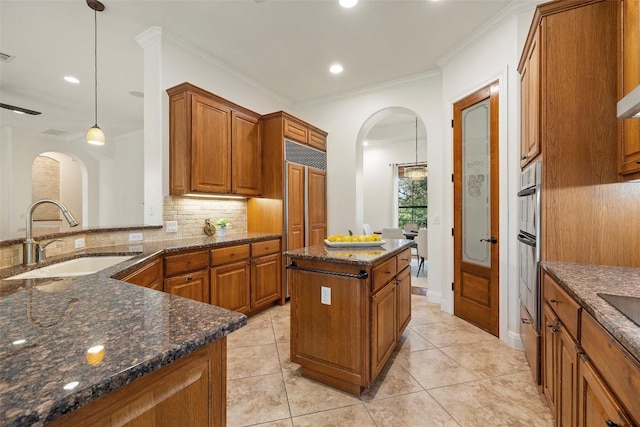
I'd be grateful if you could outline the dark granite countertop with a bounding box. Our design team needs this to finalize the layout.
[542,262,640,362]
[284,238,414,266]
[0,232,281,426]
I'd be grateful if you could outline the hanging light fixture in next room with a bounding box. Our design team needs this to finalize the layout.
[404,117,427,181]
[86,0,106,146]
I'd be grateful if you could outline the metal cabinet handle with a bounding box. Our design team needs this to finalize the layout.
[522,155,528,160]
[606,420,621,427]
[186,276,193,281]
[550,298,559,303]
[521,318,530,324]
[546,323,559,333]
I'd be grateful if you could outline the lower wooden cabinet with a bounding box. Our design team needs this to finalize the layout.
[577,355,633,427]
[396,266,411,337]
[120,257,163,291]
[211,260,251,313]
[371,280,397,380]
[48,338,227,427]
[251,252,281,310]
[164,269,209,303]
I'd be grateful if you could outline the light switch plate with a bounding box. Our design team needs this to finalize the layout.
[165,221,178,233]
[128,232,143,242]
[321,286,331,305]
[74,238,85,249]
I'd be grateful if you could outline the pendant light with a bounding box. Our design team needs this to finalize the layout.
[86,0,105,146]
[404,117,427,181]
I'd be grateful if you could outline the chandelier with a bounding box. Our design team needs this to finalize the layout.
[405,117,427,181]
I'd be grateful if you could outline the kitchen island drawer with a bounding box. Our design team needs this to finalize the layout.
[543,273,580,339]
[372,257,397,294]
[396,249,412,272]
[210,244,250,266]
[164,250,209,276]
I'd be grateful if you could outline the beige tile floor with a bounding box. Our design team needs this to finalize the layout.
[227,277,553,426]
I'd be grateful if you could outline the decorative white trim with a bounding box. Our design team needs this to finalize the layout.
[507,329,524,350]
[134,27,162,49]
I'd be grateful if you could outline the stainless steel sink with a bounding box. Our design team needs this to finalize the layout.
[598,293,640,327]
[6,256,133,279]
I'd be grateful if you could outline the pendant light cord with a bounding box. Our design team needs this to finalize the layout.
[94,8,98,126]
[414,117,418,165]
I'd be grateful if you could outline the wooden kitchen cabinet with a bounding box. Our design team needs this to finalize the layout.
[519,28,540,168]
[307,167,327,247]
[210,240,283,314]
[167,82,261,196]
[48,338,227,427]
[210,244,251,313]
[281,114,327,151]
[289,245,413,395]
[577,355,633,427]
[619,0,640,180]
[164,250,210,303]
[120,257,163,291]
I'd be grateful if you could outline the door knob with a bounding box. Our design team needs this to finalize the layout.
[480,237,498,244]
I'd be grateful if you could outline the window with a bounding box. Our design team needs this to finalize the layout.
[398,164,427,229]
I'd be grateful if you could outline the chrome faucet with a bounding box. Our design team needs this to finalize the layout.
[23,199,79,266]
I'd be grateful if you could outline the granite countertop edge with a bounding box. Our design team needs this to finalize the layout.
[541,261,640,362]
[283,239,414,266]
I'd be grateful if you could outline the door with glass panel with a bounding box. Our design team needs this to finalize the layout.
[453,82,500,336]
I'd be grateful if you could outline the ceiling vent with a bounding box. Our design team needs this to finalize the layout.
[0,52,15,63]
[41,129,67,136]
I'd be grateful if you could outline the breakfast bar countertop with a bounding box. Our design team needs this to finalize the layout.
[284,238,414,266]
[0,232,282,426]
[541,261,640,363]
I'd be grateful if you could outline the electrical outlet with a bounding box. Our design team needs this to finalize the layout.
[128,233,143,242]
[321,286,331,305]
[129,245,143,252]
[165,221,178,233]
[74,238,85,249]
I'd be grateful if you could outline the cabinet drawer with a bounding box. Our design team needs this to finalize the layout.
[543,273,580,339]
[210,244,250,266]
[164,250,209,277]
[581,311,640,425]
[251,239,280,257]
[372,257,397,294]
[122,258,163,291]
[284,118,308,144]
[396,249,412,273]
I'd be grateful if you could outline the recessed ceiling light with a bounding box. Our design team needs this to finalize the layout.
[329,64,344,74]
[363,141,369,146]
[64,76,80,84]
[339,0,358,8]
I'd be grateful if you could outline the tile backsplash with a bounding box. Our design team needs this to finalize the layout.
[0,195,248,269]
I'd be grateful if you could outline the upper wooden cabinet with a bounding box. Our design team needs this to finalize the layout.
[167,83,261,196]
[519,29,540,168]
[266,111,327,152]
[619,0,640,180]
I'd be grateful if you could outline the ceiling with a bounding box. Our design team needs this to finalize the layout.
[0,0,520,143]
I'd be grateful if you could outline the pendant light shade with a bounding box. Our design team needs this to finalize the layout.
[87,0,105,146]
[405,117,427,181]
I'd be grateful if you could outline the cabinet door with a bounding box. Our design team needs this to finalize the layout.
[251,253,282,310]
[191,94,231,193]
[542,304,558,416]
[396,266,411,338]
[620,0,640,179]
[287,162,305,250]
[283,118,308,144]
[578,356,633,427]
[307,167,327,247]
[164,269,209,303]
[521,28,540,168]
[232,111,261,196]
[211,261,250,313]
[308,129,327,151]
[371,281,396,380]
[121,258,163,291]
[557,324,578,427]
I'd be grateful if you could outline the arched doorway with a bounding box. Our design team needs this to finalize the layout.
[356,107,428,234]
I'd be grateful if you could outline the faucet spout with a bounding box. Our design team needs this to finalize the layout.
[23,199,79,266]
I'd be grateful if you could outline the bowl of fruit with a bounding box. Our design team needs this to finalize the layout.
[324,232,386,247]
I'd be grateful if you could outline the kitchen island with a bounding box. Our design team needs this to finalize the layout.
[285,239,413,395]
[0,232,284,426]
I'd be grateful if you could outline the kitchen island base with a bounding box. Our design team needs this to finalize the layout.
[287,241,412,395]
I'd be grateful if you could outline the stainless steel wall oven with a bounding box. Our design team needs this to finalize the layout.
[518,160,541,329]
